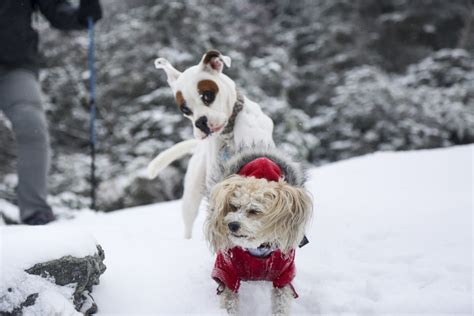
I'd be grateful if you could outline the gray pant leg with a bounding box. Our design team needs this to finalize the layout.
[0,69,52,220]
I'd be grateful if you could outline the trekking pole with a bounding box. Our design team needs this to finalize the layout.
[87,17,97,211]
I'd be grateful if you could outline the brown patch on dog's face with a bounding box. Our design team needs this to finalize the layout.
[175,90,193,116]
[197,80,219,106]
[197,80,219,95]
[175,91,185,107]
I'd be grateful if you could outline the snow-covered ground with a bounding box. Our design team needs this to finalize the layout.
[1,145,472,315]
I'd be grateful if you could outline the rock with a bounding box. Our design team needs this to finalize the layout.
[0,246,106,315]
[8,293,38,316]
[25,245,106,315]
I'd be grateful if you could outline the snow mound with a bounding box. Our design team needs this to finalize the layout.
[0,226,102,314]
[1,226,99,271]
[0,273,80,316]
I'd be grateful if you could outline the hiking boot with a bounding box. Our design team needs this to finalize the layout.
[22,210,55,225]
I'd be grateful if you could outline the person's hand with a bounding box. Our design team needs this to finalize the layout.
[78,0,103,25]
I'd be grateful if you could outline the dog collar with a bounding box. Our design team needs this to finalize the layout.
[221,89,244,135]
[247,243,275,257]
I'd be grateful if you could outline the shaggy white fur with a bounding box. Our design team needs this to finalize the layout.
[204,149,313,315]
[206,175,312,253]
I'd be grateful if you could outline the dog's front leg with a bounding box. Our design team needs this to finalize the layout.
[220,287,239,315]
[182,150,206,239]
[271,286,293,316]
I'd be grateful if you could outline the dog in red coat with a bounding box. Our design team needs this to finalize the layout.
[205,148,313,315]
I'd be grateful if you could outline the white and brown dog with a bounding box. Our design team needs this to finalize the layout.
[205,147,313,315]
[148,50,274,238]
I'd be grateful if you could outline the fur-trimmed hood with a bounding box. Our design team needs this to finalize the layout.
[208,145,307,190]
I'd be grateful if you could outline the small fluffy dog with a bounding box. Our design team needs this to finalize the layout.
[148,50,274,238]
[205,148,313,315]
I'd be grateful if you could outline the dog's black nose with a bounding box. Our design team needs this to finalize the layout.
[195,116,211,135]
[228,221,240,232]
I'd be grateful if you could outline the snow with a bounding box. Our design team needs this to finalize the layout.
[1,273,79,316]
[1,226,99,271]
[0,221,100,314]
[304,145,472,315]
[0,145,472,315]
[21,287,80,316]
[0,199,19,223]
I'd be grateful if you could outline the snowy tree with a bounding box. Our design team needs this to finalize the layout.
[0,0,472,210]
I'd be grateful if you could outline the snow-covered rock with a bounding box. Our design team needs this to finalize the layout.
[0,227,106,315]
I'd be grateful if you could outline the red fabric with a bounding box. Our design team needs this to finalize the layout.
[212,247,298,297]
[238,157,282,182]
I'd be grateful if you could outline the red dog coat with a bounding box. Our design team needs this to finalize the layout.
[212,247,298,298]
[211,157,302,298]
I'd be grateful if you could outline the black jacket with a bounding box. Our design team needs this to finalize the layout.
[0,0,102,72]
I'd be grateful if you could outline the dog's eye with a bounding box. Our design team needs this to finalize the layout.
[247,209,261,216]
[201,91,215,105]
[180,104,193,116]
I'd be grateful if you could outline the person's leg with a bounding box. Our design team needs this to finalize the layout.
[0,69,54,224]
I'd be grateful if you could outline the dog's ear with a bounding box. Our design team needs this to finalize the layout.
[200,50,231,73]
[154,57,182,87]
[205,175,242,253]
[263,182,313,253]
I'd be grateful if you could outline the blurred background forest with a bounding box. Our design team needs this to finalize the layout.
[0,0,473,211]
